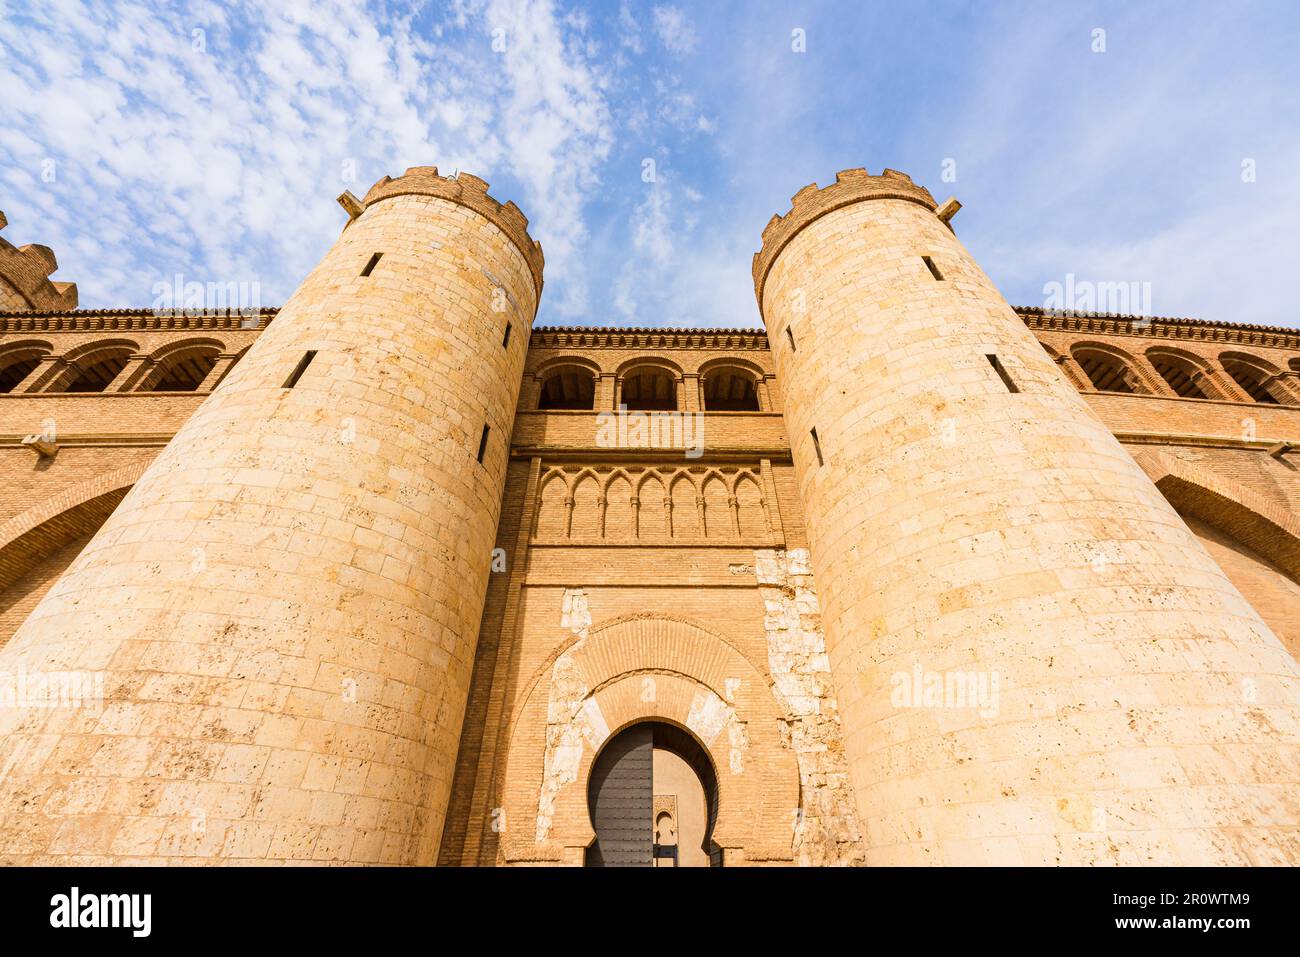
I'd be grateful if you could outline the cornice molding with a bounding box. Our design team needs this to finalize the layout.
[529,327,769,350]
[0,431,174,447]
[3,306,1296,354]
[1018,308,1300,350]
[0,307,275,334]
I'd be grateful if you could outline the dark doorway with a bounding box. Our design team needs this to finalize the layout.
[585,720,720,867]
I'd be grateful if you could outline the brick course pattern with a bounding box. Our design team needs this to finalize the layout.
[0,169,539,864]
[755,168,1300,865]
[1,166,1299,866]
[0,211,77,312]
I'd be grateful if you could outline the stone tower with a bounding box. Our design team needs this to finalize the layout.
[753,168,1300,865]
[0,168,541,864]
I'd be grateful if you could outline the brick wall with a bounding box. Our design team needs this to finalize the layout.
[0,272,1298,866]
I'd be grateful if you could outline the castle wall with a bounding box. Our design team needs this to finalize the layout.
[0,170,540,864]
[0,194,1297,865]
[437,332,866,865]
[437,448,867,866]
[753,168,1300,865]
[1185,515,1300,660]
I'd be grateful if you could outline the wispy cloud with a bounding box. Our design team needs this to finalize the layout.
[0,1,1296,329]
[651,6,697,56]
[0,0,612,316]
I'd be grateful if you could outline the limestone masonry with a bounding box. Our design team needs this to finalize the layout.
[0,167,1297,866]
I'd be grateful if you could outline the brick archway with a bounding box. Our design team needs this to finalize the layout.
[497,613,800,866]
[0,462,147,645]
[1133,449,1300,583]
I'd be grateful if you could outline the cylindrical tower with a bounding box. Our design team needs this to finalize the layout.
[0,167,541,864]
[754,168,1300,865]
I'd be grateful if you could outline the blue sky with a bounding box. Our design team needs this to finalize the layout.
[2,0,1298,329]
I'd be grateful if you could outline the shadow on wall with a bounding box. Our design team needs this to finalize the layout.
[1182,513,1300,662]
[0,487,127,647]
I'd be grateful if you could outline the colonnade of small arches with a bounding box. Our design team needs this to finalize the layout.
[1042,341,1300,404]
[526,356,775,413]
[533,465,772,542]
[0,337,248,394]
[7,333,1297,408]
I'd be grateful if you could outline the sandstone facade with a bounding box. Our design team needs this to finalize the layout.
[0,168,1297,865]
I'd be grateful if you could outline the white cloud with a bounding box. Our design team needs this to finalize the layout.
[929,4,1300,327]
[0,0,612,317]
[652,5,697,55]
[488,0,613,316]
[608,168,757,328]
[616,1,643,54]
[6,1,1290,335]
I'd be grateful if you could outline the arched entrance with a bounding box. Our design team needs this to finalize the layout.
[585,721,720,867]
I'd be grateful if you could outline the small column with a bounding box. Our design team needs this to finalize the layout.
[108,355,151,392]
[1053,354,1090,391]
[14,355,65,393]
[1199,363,1252,402]
[1137,357,1178,397]
[682,373,701,412]
[596,373,616,411]
[521,375,543,411]
[197,354,239,392]
[1266,371,1300,404]
[758,458,783,545]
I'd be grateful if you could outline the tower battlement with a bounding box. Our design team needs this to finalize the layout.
[751,168,937,306]
[353,166,545,296]
[0,210,78,312]
[0,163,1298,868]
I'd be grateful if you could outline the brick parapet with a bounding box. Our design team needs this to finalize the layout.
[357,166,544,298]
[751,168,938,308]
[0,211,78,312]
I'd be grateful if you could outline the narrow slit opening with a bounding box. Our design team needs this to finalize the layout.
[786,326,797,351]
[361,253,382,277]
[922,256,944,281]
[476,424,490,464]
[810,427,824,466]
[986,354,1019,393]
[503,322,512,348]
[283,351,317,389]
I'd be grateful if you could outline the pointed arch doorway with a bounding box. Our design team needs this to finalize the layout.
[584,720,721,867]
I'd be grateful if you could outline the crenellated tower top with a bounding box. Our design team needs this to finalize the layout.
[339,166,544,298]
[0,210,78,311]
[751,168,938,308]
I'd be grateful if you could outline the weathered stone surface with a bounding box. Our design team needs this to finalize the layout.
[2,165,1300,867]
[754,547,865,866]
[0,174,539,864]
[755,168,1300,866]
